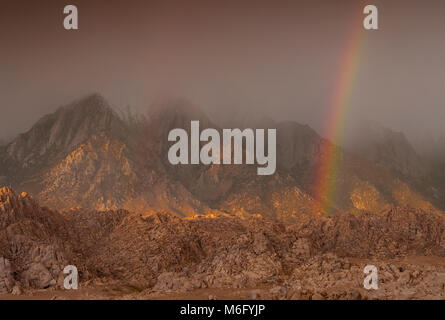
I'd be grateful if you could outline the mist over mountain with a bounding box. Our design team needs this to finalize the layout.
[1,0,445,300]
[410,130,445,162]
[2,1,445,148]
[343,120,425,180]
[0,93,445,299]
[0,94,441,220]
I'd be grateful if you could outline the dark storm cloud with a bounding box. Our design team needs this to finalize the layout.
[0,0,444,143]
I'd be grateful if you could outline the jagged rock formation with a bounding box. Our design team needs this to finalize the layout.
[0,94,443,299]
[0,94,440,219]
[0,187,69,292]
[0,257,14,294]
[82,207,445,288]
[0,187,444,299]
[1,94,126,177]
[268,254,445,300]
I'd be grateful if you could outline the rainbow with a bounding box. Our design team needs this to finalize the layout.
[313,14,367,214]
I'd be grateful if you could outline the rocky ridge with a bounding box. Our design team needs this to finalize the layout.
[0,94,439,219]
[1,187,445,299]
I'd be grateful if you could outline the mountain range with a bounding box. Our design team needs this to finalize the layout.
[0,93,442,220]
[2,93,445,299]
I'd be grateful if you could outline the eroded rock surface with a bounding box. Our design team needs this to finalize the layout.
[1,186,445,299]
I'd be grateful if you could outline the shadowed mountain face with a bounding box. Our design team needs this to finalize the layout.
[343,120,445,210]
[343,121,426,180]
[0,94,128,183]
[0,94,440,220]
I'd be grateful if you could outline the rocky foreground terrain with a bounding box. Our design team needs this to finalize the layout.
[1,186,445,300]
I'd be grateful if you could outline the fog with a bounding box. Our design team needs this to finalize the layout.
[1,0,444,148]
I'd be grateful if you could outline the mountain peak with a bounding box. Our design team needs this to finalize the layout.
[148,98,211,124]
[2,94,126,174]
[82,92,107,104]
[0,186,38,213]
[57,92,112,116]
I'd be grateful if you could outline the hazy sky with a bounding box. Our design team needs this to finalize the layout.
[1,0,444,142]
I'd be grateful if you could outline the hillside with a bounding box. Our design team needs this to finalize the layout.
[0,94,439,220]
[1,188,445,299]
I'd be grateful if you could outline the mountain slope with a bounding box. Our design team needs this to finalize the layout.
[0,94,128,184]
[0,95,216,215]
[343,120,425,180]
[0,95,439,219]
[342,120,445,211]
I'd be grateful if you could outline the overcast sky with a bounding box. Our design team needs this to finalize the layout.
[1,0,444,143]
